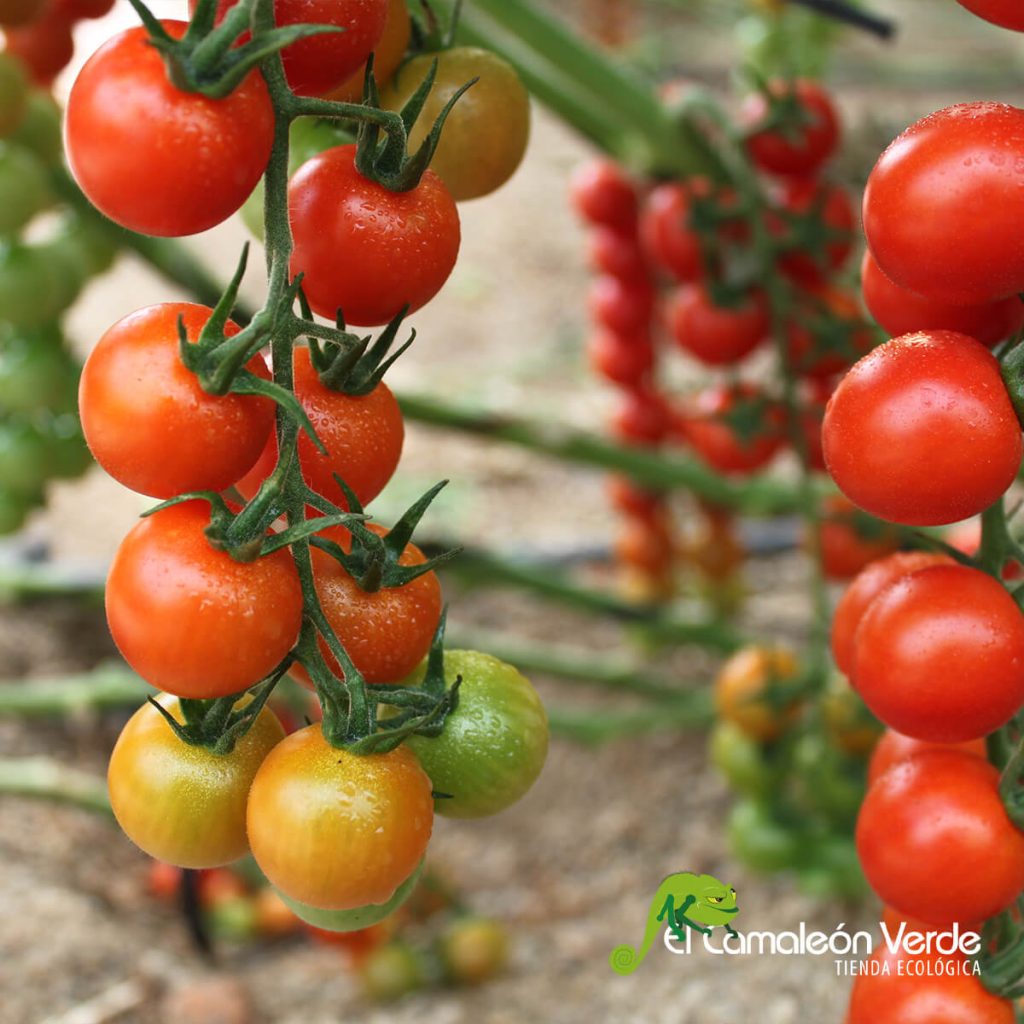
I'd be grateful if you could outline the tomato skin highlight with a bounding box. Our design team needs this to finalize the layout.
[66,22,274,237]
[108,695,285,869]
[106,501,303,698]
[864,102,1024,305]
[289,145,460,326]
[79,304,274,499]
[856,750,1024,928]
[247,725,434,910]
[822,330,1023,527]
[867,729,988,787]
[742,79,839,177]
[853,564,1024,742]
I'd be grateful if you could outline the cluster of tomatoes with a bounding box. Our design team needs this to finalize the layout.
[61,0,547,935]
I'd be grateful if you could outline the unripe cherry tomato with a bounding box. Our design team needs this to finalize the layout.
[714,645,801,742]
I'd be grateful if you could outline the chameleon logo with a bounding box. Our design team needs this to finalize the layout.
[609,872,740,975]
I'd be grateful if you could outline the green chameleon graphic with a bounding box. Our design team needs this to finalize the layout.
[609,872,740,975]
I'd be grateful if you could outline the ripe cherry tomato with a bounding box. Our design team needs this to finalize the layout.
[605,476,665,520]
[106,500,303,698]
[714,645,800,741]
[289,145,459,326]
[586,227,648,281]
[847,944,1014,1024]
[586,329,654,387]
[640,181,704,283]
[191,0,387,98]
[108,695,284,868]
[785,285,874,380]
[956,0,1024,29]
[0,0,45,26]
[867,729,987,787]
[773,179,854,287]
[588,275,655,334]
[79,304,274,499]
[742,79,839,177]
[569,159,637,231]
[66,22,274,237]
[678,384,783,475]
[247,724,433,910]
[853,564,1024,742]
[860,251,1024,346]
[382,47,530,202]
[55,0,115,16]
[864,102,1024,304]
[3,6,74,85]
[235,346,403,510]
[326,0,411,103]
[822,330,1022,527]
[615,515,675,576]
[667,284,767,366]
[814,495,898,580]
[831,550,953,675]
[610,386,671,446]
[403,650,549,818]
[856,750,1024,927]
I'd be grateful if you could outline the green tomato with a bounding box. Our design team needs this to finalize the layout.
[0,143,51,235]
[53,216,118,278]
[360,944,425,1003]
[41,416,91,480]
[0,243,76,327]
[440,917,509,985]
[0,487,32,534]
[0,324,77,414]
[9,92,62,164]
[797,835,868,901]
[206,896,259,942]
[727,798,806,874]
[792,734,865,828]
[275,859,424,933]
[404,650,549,818]
[0,55,28,139]
[709,721,775,798]
[0,419,52,498]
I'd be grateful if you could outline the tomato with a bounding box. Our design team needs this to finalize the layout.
[55,0,115,16]
[305,523,442,685]
[714,645,800,741]
[667,284,767,366]
[326,0,411,103]
[3,7,74,85]
[0,324,77,415]
[773,178,854,286]
[191,0,387,98]
[615,516,674,576]
[253,887,301,937]
[586,226,648,281]
[847,944,1014,1024]
[813,495,898,580]
[831,550,953,675]
[956,0,1024,30]
[853,564,1024,742]
[79,304,274,499]
[742,79,839,177]
[236,346,403,509]
[382,48,529,202]
[946,518,1024,580]
[678,384,782,475]
[709,720,776,797]
[440,918,509,985]
[402,651,548,818]
[107,695,284,869]
[860,250,1024,347]
[784,285,874,380]
[727,798,805,872]
[605,475,664,520]
[586,328,654,386]
[569,159,637,231]
[857,750,1024,926]
[0,53,27,138]
[289,144,459,326]
[639,181,704,282]
[8,91,61,163]
[106,500,303,698]
[822,331,1022,527]
[0,243,75,328]
[867,729,988,787]
[0,419,51,498]
[0,0,45,25]
[588,274,655,334]
[66,22,274,237]
[359,943,425,1001]
[610,386,671,445]
[864,102,1024,304]
[247,724,433,909]
[821,683,881,757]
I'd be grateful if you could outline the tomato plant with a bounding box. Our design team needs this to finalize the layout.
[586,328,655,387]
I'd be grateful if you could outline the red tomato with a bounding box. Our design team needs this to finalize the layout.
[847,943,1014,1024]
[856,750,1024,927]
[235,346,403,510]
[55,0,115,16]
[678,385,782,475]
[773,178,854,286]
[831,550,954,675]
[822,330,1023,527]
[860,250,1024,347]
[191,0,388,98]
[588,275,655,334]
[945,518,1024,580]
[814,495,898,581]
[325,0,411,103]
[785,286,874,380]
[956,0,1024,31]
[864,102,1024,304]
[79,304,274,499]
[853,564,1024,742]
[610,386,671,446]
[742,80,839,177]
[586,227,648,281]
[568,159,636,230]
[289,145,459,326]
[106,501,303,698]
[66,22,274,237]
[605,476,665,521]
[3,6,74,85]
[586,329,654,387]
[615,516,675,576]
[666,284,767,366]
[639,181,704,282]
[867,729,988,787]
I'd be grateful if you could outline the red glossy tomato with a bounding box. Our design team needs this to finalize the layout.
[79,304,274,499]
[956,0,1024,31]
[235,346,403,510]
[586,329,654,387]
[190,0,387,98]
[610,386,671,446]
[640,181,704,282]
[586,227,648,281]
[289,145,459,326]
[774,178,854,286]
[742,80,839,177]
[856,750,1024,926]
[853,564,1024,742]
[666,284,767,366]
[66,22,274,237]
[822,330,1022,526]
[605,476,664,521]
[568,159,636,231]
[831,550,953,675]
[3,5,74,85]
[588,275,655,334]
[106,501,303,698]
[814,495,898,581]
[860,250,1024,346]
[864,102,1024,304]
[615,516,675,576]
[678,385,782,475]
[867,729,988,787]
[785,286,874,380]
